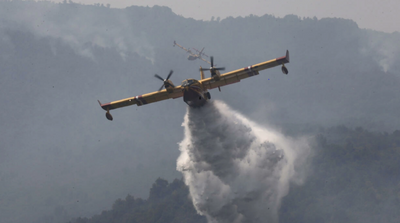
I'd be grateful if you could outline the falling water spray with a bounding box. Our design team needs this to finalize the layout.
[177,101,311,223]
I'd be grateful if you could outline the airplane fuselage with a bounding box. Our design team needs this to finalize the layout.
[187,54,200,61]
[181,79,209,107]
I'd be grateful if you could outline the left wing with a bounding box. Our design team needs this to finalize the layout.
[173,41,191,54]
[99,87,183,111]
[200,50,289,90]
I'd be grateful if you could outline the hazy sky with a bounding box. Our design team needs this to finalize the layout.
[44,0,399,33]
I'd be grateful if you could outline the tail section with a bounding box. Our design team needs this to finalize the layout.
[199,47,205,56]
[200,66,205,80]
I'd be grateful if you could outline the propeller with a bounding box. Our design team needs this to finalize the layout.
[154,70,174,91]
[199,56,225,75]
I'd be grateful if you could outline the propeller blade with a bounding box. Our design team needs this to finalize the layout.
[166,70,173,80]
[200,67,224,71]
[158,84,165,91]
[154,74,164,81]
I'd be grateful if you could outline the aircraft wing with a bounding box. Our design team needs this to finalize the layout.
[200,50,290,90]
[200,57,211,65]
[99,87,183,111]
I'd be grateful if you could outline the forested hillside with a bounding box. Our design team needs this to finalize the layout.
[0,1,399,223]
[69,179,206,223]
[67,127,400,223]
[280,127,400,223]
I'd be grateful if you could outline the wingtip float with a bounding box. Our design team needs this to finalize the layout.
[99,50,290,121]
[98,100,113,121]
[279,50,290,74]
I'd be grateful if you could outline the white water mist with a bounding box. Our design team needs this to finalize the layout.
[177,101,311,223]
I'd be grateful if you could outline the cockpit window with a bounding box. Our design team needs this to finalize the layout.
[181,79,196,87]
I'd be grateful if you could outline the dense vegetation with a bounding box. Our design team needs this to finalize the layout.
[69,178,206,223]
[68,127,400,223]
[280,126,400,223]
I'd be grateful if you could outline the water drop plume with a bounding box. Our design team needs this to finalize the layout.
[177,100,311,223]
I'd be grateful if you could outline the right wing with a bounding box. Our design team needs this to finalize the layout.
[200,50,290,90]
[99,86,183,111]
[200,57,211,65]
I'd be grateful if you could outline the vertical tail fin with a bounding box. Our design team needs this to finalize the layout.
[199,47,205,56]
[200,66,205,80]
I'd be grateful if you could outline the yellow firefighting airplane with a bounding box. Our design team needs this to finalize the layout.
[98,50,290,121]
[173,41,211,65]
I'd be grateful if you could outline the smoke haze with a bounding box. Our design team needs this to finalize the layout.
[177,101,311,223]
[362,31,400,73]
[0,2,154,61]
[1,1,399,222]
